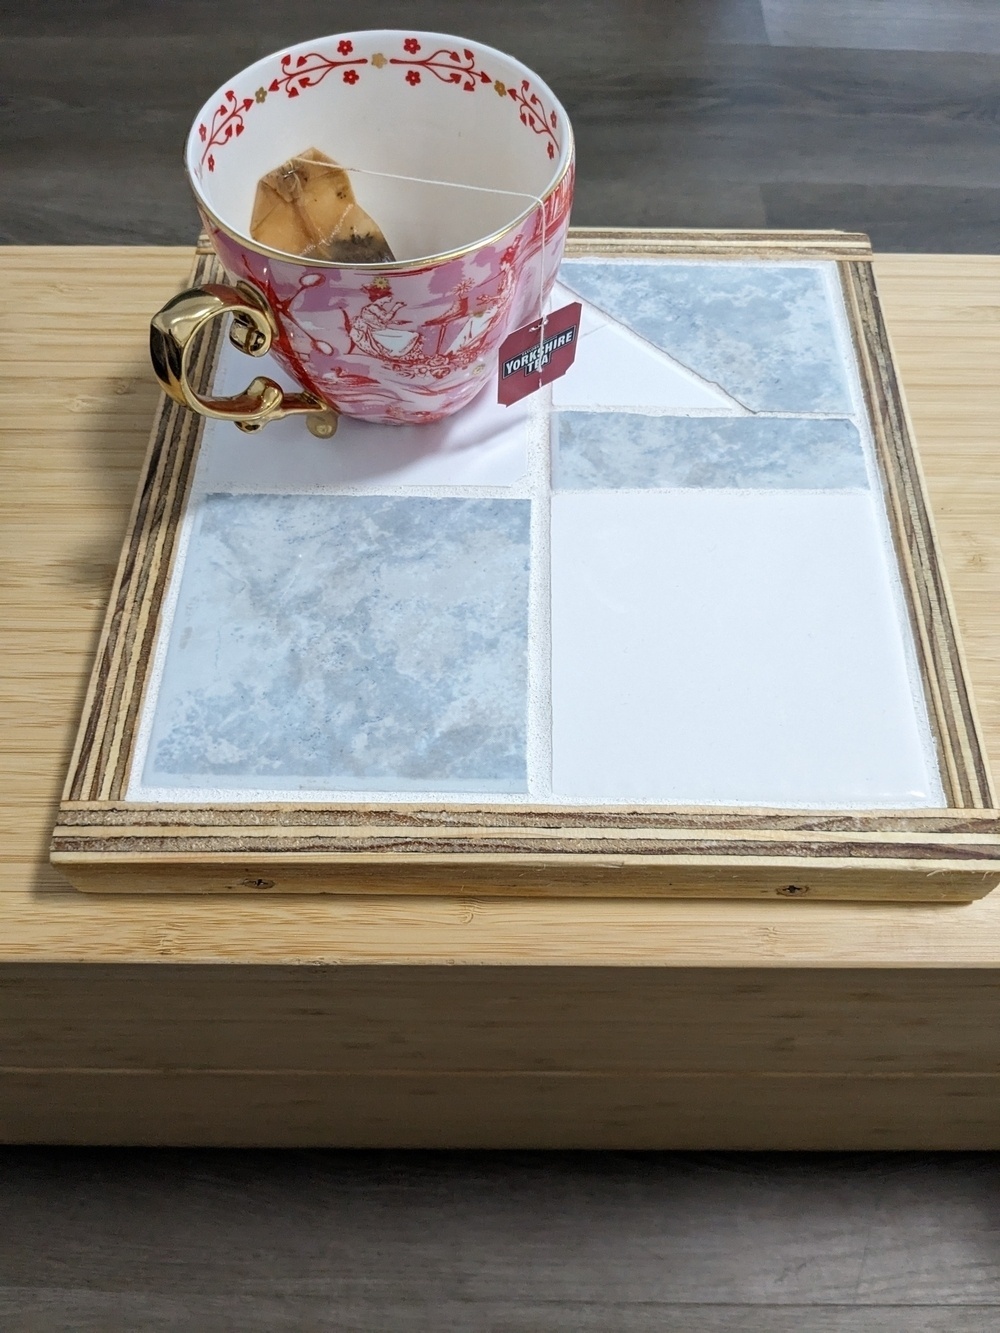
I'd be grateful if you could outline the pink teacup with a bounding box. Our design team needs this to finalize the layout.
[150,29,575,434]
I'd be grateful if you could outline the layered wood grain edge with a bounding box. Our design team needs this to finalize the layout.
[61,247,220,804]
[51,229,1000,901]
[839,260,995,810]
[566,227,874,259]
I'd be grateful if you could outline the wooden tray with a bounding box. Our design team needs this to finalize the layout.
[51,228,1000,900]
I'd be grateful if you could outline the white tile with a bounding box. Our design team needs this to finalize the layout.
[197,341,532,492]
[551,321,741,411]
[550,490,942,807]
[550,281,607,338]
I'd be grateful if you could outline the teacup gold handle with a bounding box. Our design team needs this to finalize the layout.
[149,281,338,438]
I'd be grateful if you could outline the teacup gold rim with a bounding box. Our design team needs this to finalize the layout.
[191,141,575,274]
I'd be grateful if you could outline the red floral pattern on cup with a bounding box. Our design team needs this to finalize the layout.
[268,50,368,98]
[390,44,494,92]
[507,80,561,159]
[198,90,254,171]
[194,36,562,175]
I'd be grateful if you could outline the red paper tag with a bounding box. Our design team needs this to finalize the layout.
[497,302,582,406]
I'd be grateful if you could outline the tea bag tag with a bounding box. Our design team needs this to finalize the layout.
[497,302,581,406]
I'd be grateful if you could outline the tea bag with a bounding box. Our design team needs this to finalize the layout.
[250,147,395,263]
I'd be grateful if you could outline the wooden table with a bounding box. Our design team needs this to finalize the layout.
[4,246,1000,1148]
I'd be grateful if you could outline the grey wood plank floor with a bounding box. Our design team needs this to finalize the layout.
[2,1149,1000,1330]
[2,0,1000,249]
[5,3,1000,1329]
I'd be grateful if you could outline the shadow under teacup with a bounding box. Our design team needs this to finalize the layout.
[150,29,575,434]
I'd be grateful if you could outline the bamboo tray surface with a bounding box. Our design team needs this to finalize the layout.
[51,229,1000,900]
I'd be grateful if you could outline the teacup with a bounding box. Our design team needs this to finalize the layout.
[150,29,575,434]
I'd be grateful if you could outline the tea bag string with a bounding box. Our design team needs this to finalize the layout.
[339,165,549,340]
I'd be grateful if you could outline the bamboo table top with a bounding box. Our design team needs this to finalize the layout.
[5,244,1000,967]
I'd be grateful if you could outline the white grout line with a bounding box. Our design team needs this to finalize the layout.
[525,382,554,801]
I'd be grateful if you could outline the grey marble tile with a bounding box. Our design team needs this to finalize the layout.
[144,493,530,792]
[559,260,852,413]
[762,0,1000,54]
[554,413,867,490]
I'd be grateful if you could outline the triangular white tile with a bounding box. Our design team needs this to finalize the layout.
[550,300,743,412]
[550,282,607,339]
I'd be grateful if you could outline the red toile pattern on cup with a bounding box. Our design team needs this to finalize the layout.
[201,162,574,424]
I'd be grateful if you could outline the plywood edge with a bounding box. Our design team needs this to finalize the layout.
[53,801,1000,830]
[50,809,1000,861]
[48,828,1000,859]
[53,801,1000,900]
[565,226,872,259]
[49,849,996,902]
[873,265,998,803]
[62,248,219,805]
[839,260,996,809]
[59,392,181,801]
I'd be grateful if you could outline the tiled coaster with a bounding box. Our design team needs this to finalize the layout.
[129,255,942,807]
[56,232,999,901]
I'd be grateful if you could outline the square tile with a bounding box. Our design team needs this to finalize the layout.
[559,259,853,413]
[550,489,942,806]
[140,493,532,794]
